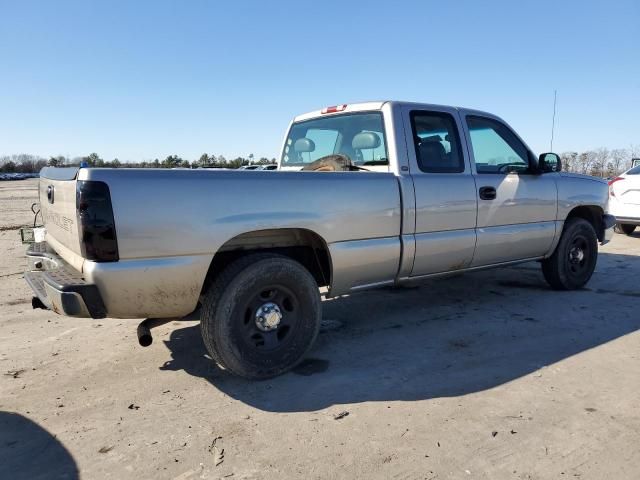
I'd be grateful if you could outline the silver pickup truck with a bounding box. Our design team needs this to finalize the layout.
[25,101,615,379]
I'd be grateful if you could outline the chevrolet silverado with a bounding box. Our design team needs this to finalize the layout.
[24,101,615,379]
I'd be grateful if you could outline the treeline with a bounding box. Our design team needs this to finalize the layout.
[560,147,639,177]
[1,148,638,175]
[0,153,277,173]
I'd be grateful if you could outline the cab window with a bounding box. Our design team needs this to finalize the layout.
[282,112,388,167]
[410,111,465,173]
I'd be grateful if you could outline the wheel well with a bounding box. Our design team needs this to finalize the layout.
[566,205,604,240]
[201,229,332,296]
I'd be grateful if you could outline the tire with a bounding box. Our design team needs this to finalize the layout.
[541,217,598,290]
[301,154,352,171]
[200,253,321,379]
[614,223,636,235]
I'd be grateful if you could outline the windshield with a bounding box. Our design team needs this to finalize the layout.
[627,165,640,175]
[281,112,388,167]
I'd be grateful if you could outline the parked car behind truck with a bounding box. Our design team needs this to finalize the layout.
[609,164,640,235]
[24,101,615,379]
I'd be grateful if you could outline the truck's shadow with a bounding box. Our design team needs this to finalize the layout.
[161,251,640,412]
[0,412,79,480]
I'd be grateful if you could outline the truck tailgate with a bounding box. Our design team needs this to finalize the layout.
[39,167,84,262]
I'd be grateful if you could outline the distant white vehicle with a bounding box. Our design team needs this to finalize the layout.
[609,165,640,235]
[238,165,260,170]
[259,164,278,170]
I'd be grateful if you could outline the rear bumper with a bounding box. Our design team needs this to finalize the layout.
[614,216,640,226]
[24,242,106,319]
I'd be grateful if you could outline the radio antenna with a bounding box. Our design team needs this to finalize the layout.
[550,90,557,151]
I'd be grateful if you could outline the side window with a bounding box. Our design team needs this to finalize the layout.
[410,111,464,173]
[466,116,530,174]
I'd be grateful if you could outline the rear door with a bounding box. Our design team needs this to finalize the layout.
[460,113,558,266]
[401,105,478,276]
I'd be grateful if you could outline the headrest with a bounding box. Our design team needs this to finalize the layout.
[419,141,446,158]
[352,132,381,150]
[294,138,315,153]
[420,135,442,143]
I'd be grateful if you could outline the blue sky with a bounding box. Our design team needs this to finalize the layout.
[0,0,638,162]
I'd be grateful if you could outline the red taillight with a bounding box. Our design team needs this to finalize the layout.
[321,104,347,114]
[608,176,624,186]
[608,176,624,197]
[76,181,119,262]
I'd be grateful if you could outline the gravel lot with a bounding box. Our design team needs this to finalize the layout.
[1,178,639,479]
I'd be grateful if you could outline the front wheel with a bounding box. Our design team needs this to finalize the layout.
[614,223,636,235]
[200,254,321,379]
[541,218,598,290]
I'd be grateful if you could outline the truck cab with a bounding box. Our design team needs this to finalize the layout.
[278,101,611,275]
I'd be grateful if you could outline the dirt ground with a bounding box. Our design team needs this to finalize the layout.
[1,178,639,480]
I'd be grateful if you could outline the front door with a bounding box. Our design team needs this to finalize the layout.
[461,113,558,266]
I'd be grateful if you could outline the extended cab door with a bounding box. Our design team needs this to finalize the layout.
[460,111,558,266]
[401,105,478,277]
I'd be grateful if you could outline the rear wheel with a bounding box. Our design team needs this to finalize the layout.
[542,218,598,290]
[200,254,321,379]
[614,223,636,235]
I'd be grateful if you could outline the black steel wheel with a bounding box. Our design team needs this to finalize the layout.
[542,217,598,290]
[236,284,301,352]
[200,254,321,379]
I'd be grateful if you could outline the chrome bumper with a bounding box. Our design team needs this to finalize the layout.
[614,216,640,226]
[24,242,106,319]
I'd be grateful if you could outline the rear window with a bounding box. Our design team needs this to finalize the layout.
[281,112,388,167]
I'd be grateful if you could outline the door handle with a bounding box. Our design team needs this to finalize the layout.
[479,186,496,200]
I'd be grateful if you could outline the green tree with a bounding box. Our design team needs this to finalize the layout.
[1,161,16,173]
[84,152,102,167]
[162,155,183,168]
[198,153,210,167]
[48,156,66,167]
[229,157,244,169]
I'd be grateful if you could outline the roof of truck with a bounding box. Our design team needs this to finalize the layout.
[292,101,494,122]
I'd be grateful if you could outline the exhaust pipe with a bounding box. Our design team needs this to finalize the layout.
[137,321,153,347]
[136,318,172,347]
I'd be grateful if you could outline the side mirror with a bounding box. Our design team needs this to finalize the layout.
[538,152,562,173]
